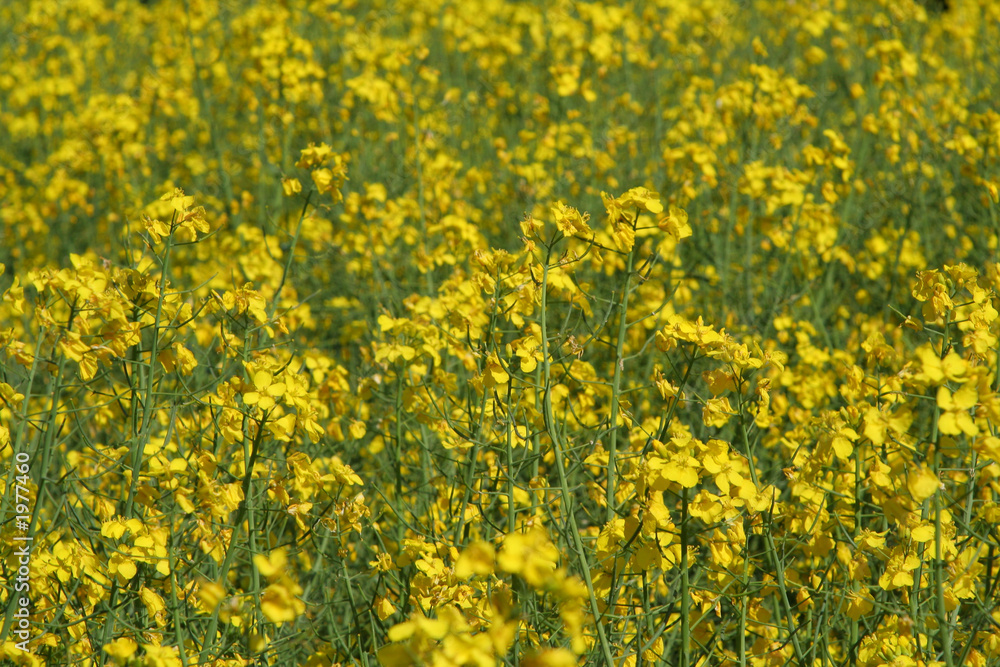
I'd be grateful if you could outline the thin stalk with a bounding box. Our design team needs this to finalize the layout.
[932,313,953,667]
[453,270,503,545]
[740,516,751,667]
[394,370,406,546]
[197,413,268,665]
[680,487,690,667]
[539,247,615,665]
[505,381,516,536]
[934,466,953,667]
[125,216,176,520]
[168,537,190,667]
[505,383,520,664]
[735,387,806,666]
[850,449,862,667]
[269,190,314,320]
[608,235,636,524]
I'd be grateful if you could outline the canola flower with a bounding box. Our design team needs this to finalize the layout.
[0,1,999,666]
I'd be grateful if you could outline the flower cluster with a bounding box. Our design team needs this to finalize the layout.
[2,0,1000,666]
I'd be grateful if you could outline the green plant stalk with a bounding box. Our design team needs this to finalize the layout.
[735,387,806,666]
[990,190,999,267]
[850,448,862,667]
[649,348,697,450]
[418,422,435,524]
[183,0,234,215]
[411,94,433,297]
[125,217,176,520]
[453,271,503,545]
[934,468,953,667]
[33,332,70,539]
[951,449,980,662]
[608,232,636,524]
[505,386,521,667]
[532,364,542,481]
[642,572,657,663]
[505,394,520,666]
[740,518,751,667]
[99,235,166,653]
[243,419,267,665]
[912,419,931,652]
[269,190,314,321]
[505,381,516,537]
[394,370,407,547]
[680,486,690,667]
[197,412,268,665]
[340,554,362,653]
[168,537,191,667]
[932,313,953,667]
[539,247,615,665]
[96,267,156,654]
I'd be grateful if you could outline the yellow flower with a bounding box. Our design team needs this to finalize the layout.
[498,528,559,588]
[312,168,335,193]
[617,186,664,214]
[103,637,138,662]
[936,385,978,436]
[158,342,198,375]
[196,581,226,612]
[878,548,921,590]
[509,334,543,373]
[702,368,736,395]
[141,643,182,667]
[658,206,692,240]
[160,188,194,212]
[551,202,591,237]
[140,587,167,627]
[243,369,286,411]
[143,215,171,244]
[295,142,334,168]
[101,517,143,540]
[647,441,701,489]
[485,350,510,386]
[260,581,305,625]
[175,205,209,241]
[702,396,734,428]
[108,552,137,583]
[455,541,496,579]
[907,466,940,502]
[917,346,967,384]
[844,591,874,621]
[254,549,289,579]
[282,176,302,196]
[375,596,396,621]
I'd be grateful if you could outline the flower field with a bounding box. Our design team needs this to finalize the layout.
[2,0,1000,665]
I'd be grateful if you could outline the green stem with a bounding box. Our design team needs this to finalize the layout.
[269,190,313,321]
[740,516,751,667]
[680,487,690,667]
[453,270,503,546]
[197,413,268,665]
[125,219,175,520]
[736,388,806,666]
[608,238,636,524]
[932,313,953,667]
[539,247,615,665]
[934,466,953,667]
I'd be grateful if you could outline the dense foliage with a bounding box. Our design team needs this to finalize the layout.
[2,1,1000,665]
